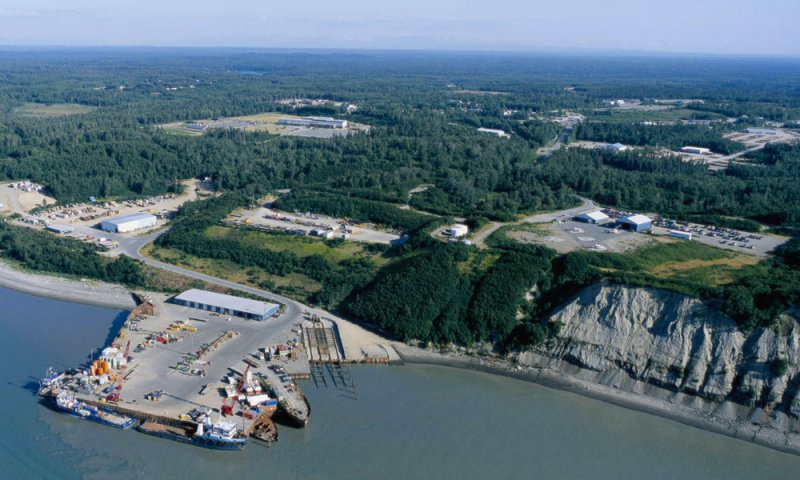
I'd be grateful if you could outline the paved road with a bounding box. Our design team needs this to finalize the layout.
[468,197,595,248]
[522,197,595,224]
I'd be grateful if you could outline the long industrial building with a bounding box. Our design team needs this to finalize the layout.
[100,213,157,233]
[173,289,280,321]
[278,116,348,129]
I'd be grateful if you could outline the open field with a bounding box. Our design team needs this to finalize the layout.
[144,244,324,303]
[159,112,370,138]
[144,225,393,305]
[585,240,762,290]
[12,102,96,118]
[205,225,392,268]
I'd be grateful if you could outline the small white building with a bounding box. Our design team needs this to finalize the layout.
[445,224,469,238]
[669,230,693,240]
[681,146,711,155]
[603,143,629,153]
[477,127,509,138]
[575,211,611,224]
[101,213,157,233]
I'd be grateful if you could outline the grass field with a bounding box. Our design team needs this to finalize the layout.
[13,102,96,118]
[144,226,392,304]
[582,240,761,292]
[205,225,392,268]
[142,243,324,303]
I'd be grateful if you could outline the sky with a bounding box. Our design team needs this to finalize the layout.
[0,0,798,56]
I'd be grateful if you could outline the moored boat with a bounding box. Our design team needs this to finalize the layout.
[192,420,247,450]
[52,391,137,429]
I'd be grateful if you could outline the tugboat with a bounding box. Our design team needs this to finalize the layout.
[52,391,137,429]
[192,419,247,450]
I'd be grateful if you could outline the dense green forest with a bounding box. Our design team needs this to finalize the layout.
[0,222,146,286]
[1,49,799,350]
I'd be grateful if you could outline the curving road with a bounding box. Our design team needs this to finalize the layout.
[91,228,313,327]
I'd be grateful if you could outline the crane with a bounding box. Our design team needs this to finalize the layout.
[107,341,131,403]
[106,373,124,403]
[221,365,249,416]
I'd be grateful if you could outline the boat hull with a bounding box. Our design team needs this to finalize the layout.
[191,435,247,450]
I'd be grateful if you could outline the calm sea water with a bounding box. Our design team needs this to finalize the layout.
[3,286,800,479]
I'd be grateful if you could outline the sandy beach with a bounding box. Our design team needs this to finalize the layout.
[0,261,136,310]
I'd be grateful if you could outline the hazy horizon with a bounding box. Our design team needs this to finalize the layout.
[1,0,799,57]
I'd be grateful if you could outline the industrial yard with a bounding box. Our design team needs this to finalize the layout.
[226,205,401,245]
[7,179,207,251]
[159,112,370,139]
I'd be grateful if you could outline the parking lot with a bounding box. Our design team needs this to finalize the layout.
[508,220,658,254]
[651,223,787,257]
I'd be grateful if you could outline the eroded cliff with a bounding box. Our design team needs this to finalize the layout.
[521,283,800,425]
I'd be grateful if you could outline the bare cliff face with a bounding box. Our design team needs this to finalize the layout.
[525,283,800,419]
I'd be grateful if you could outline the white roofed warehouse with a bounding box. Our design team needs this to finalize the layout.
[101,212,157,233]
[173,289,280,321]
[574,211,610,224]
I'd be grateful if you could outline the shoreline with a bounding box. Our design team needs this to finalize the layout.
[5,259,800,458]
[0,261,136,311]
[394,344,800,458]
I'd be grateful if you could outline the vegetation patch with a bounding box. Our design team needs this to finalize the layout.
[13,102,96,118]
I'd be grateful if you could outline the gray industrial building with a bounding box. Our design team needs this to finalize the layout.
[278,116,348,129]
[46,224,74,234]
[173,289,280,321]
[616,214,653,232]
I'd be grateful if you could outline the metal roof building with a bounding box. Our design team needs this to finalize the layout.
[477,127,509,138]
[445,224,469,238]
[616,214,653,232]
[278,116,348,129]
[46,224,74,234]
[101,213,157,233]
[574,211,611,224]
[173,289,280,321]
